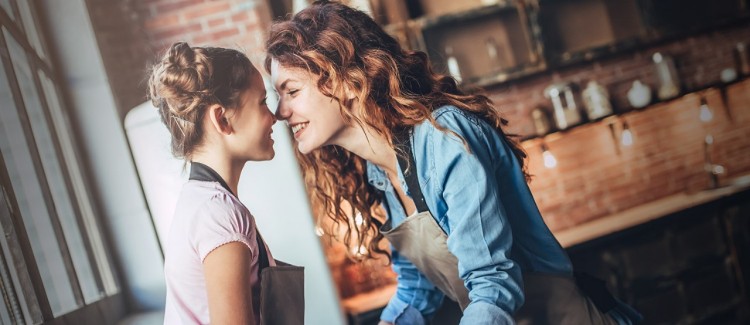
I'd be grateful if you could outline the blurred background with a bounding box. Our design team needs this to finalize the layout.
[1,0,749,324]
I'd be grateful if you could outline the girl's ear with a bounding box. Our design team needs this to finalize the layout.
[207,104,233,135]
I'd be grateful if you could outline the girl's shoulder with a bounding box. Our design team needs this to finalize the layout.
[181,180,253,226]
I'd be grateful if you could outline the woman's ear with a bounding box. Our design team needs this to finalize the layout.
[207,104,233,135]
[342,83,357,101]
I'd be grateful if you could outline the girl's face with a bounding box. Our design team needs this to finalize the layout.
[226,67,276,161]
[270,60,349,154]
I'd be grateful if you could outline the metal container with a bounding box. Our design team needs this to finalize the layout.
[544,82,583,130]
[582,80,614,120]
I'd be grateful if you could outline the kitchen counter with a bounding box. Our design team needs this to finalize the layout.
[555,174,750,248]
[341,284,396,317]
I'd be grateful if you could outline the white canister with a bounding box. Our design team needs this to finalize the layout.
[627,80,652,109]
[582,80,613,120]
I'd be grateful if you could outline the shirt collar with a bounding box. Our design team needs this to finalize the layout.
[189,161,234,195]
[366,160,388,191]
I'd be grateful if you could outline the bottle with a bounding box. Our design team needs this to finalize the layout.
[735,42,750,76]
[653,52,680,100]
[485,37,503,72]
[544,83,582,130]
[531,107,552,136]
[445,46,462,83]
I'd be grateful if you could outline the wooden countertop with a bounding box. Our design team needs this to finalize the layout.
[341,283,397,315]
[555,174,750,248]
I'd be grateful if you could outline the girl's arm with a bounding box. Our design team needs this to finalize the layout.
[204,242,256,325]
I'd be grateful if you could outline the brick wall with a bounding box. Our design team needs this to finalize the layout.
[492,24,750,232]
[85,0,750,233]
[85,0,155,117]
[86,0,273,117]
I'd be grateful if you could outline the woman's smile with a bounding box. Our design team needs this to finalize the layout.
[290,122,309,139]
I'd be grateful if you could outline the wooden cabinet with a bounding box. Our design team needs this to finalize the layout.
[418,4,543,86]
[374,1,546,86]
[641,0,749,38]
[536,0,647,64]
[567,189,750,324]
[371,0,750,87]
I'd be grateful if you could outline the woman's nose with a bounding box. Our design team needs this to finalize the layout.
[275,100,290,121]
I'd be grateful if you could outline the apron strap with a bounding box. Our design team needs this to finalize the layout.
[256,232,270,272]
[188,162,271,272]
[393,128,430,214]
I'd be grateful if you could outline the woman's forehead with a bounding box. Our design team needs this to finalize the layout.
[271,60,313,87]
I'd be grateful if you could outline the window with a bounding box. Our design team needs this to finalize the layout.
[0,0,119,323]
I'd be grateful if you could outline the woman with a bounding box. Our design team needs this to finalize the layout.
[150,42,302,325]
[266,1,639,324]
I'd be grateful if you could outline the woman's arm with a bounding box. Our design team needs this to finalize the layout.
[431,109,524,324]
[380,249,444,325]
[204,242,256,325]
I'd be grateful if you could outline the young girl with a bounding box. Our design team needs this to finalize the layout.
[266,1,640,324]
[149,42,289,325]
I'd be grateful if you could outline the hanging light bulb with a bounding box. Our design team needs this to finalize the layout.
[621,121,634,147]
[699,97,713,123]
[541,143,557,169]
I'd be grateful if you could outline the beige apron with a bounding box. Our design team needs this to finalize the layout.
[384,133,617,324]
[381,211,616,325]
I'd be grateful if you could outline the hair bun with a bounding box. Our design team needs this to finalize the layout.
[168,42,196,69]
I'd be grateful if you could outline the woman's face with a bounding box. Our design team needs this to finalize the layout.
[226,67,276,161]
[270,59,349,154]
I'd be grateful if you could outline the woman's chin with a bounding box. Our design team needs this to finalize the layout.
[297,143,312,154]
[296,140,316,154]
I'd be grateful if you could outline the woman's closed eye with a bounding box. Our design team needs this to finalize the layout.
[286,89,299,97]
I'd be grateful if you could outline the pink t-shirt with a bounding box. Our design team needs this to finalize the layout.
[163,180,273,324]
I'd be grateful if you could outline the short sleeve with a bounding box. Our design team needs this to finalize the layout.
[189,192,258,262]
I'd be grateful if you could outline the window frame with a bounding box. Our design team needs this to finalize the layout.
[0,0,122,323]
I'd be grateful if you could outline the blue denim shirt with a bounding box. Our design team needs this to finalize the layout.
[369,106,573,324]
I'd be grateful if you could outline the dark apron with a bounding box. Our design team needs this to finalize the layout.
[256,233,305,325]
[189,162,304,325]
[383,133,617,325]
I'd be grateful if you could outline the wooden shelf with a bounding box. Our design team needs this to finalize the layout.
[520,76,750,143]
